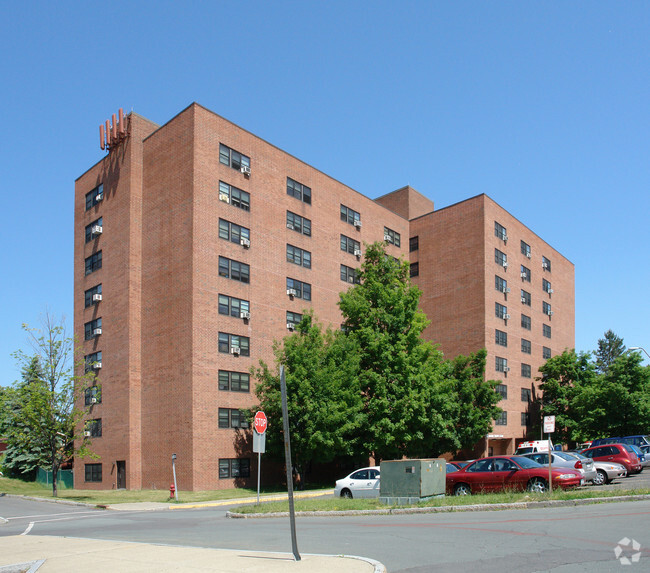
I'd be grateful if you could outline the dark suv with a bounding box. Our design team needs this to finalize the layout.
[581,444,642,474]
[591,436,650,454]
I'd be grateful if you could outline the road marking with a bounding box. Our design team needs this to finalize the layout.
[6,510,100,521]
[20,522,34,535]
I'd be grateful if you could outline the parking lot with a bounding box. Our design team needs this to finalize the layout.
[594,467,650,491]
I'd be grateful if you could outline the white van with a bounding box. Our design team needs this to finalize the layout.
[515,440,553,455]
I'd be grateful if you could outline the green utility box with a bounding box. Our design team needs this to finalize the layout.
[379,459,445,504]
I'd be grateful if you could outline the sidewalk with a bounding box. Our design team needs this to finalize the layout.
[0,535,383,572]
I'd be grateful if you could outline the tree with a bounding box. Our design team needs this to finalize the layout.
[252,312,363,486]
[8,313,93,496]
[594,330,626,374]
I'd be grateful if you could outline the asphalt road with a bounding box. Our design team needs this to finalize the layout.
[2,480,650,572]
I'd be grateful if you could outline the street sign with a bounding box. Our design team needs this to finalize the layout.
[543,415,556,434]
[254,411,268,435]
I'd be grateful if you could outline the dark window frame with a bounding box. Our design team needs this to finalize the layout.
[218,181,250,211]
[84,318,102,340]
[218,332,250,356]
[286,211,311,236]
[84,284,102,308]
[218,256,250,284]
[286,177,311,204]
[85,217,103,243]
[219,458,251,479]
[219,143,250,172]
[85,463,102,482]
[85,184,104,210]
[85,251,102,275]
[286,278,311,301]
[340,204,360,226]
[286,244,311,269]
[218,294,250,318]
[218,370,250,392]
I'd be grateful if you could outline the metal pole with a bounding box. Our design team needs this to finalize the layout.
[280,366,300,561]
[172,453,179,501]
[257,450,261,505]
[547,435,552,493]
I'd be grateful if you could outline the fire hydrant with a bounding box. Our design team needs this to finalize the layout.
[169,484,175,499]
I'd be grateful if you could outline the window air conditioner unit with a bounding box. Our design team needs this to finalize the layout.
[502,261,508,269]
[95,192,103,202]
[520,272,527,278]
[93,328,102,337]
[503,287,510,294]
[84,431,91,437]
[219,192,230,203]
[526,252,531,258]
[92,293,102,302]
[286,222,294,229]
[230,346,240,355]
[240,311,251,320]
[347,276,354,283]
[287,323,295,331]
[92,362,102,370]
[521,297,527,303]
[354,249,362,257]
[240,237,250,248]
[353,220,362,229]
[542,262,549,269]
[503,235,508,242]
[547,310,554,316]
[241,165,251,176]
[504,314,510,320]
[548,288,554,294]
[287,288,297,297]
[91,225,103,236]
[384,234,391,242]
[504,366,510,372]
[91,397,97,404]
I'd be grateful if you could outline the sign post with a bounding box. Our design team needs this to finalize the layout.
[253,411,267,505]
[543,415,556,493]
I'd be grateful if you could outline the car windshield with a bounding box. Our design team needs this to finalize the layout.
[510,456,542,469]
[516,447,534,454]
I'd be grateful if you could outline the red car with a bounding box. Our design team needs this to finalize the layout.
[580,444,642,475]
[446,455,582,495]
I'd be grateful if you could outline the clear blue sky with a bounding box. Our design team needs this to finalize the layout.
[1,1,649,385]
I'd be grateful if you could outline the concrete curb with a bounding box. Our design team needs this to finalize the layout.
[3,494,102,509]
[226,493,650,518]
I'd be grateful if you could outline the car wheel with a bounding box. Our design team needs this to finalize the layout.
[340,489,353,499]
[454,483,471,496]
[593,469,607,486]
[527,478,548,493]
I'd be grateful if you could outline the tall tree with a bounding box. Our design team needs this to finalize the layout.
[594,330,626,374]
[9,313,94,496]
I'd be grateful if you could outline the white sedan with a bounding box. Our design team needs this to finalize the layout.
[334,466,380,499]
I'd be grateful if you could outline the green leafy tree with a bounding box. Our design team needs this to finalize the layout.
[594,329,626,374]
[8,313,94,496]
[252,312,363,486]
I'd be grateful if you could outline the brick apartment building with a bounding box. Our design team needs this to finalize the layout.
[74,103,574,490]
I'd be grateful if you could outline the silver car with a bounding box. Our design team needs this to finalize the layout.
[521,451,596,485]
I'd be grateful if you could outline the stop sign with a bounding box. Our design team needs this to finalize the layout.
[254,411,267,435]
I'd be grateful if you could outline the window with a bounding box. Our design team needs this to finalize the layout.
[521,412,530,426]
[85,463,102,482]
[218,181,250,211]
[341,264,360,284]
[86,418,102,437]
[219,458,250,479]
[218,294,250,318]
[521,364,532,379]
[340,204,361,226]
[495,329,508,347]
[340,235,360,255]
[218,370,250,392]
[521,290,531,306]
[219,256,250,283]
[494,221,507,241]
[85,251,102,275]
[521,387,531,401]
[410,262,419,278]
[219,143,250,172]
[218,332,250,356]
[543,278,552,294]
[287,278,311,300]
[543,301,552,316]
[543,346,552,360]
[521,339,531,354]
[84,284,102,308]
[495,302,507,319]
[521,240,531,258]
[495,248,507,268]
[495,356,508,372]
[84,352,102,373]
[85,218,103,243]
[543,324,552,339]
[219,219,250,245]
[520,265,531,282]
[84,386,102,405]
[287,177,311,204]
[84,318,102,340]
[286,311,303,328]
[521,314,531,330]
[495,275,508,293]
[85,184,103,210]
[286,244,311,269]
[542,256,551,272]
[495,384,507,400]
[409,236,419,252]
[495,411,507,426]
[286,211,311,236]
[384,227,401,247]
[218,408,249,429]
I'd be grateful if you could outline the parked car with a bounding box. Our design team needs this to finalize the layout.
[515,440,553,455]
[448,461,471,471]
[566,450,628,485]
[628,444,650,468]
[521,451,596,485]
[591,435,650,453]
[334,466,380,499]
[580,444,642,475]
[445,456,582,495]
[446,463,460,473]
